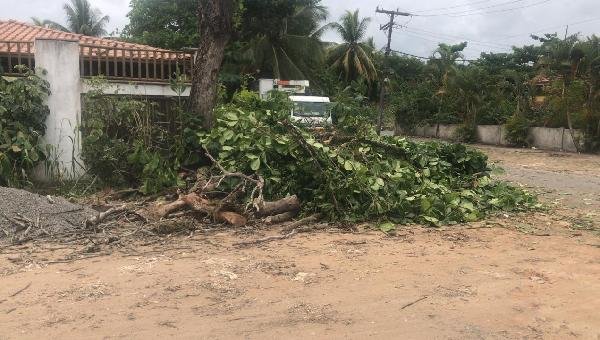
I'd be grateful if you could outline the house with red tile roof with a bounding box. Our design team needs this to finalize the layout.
[0,20,194,81]
[0,20,194,180]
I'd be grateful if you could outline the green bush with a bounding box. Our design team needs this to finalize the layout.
[0,67,50,187]
[80,79,198,193]
[454,123,478,143]
[504,114,530,147]
[200,94,538,224]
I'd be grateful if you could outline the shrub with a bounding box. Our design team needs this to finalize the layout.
[504,114,530,147]
[0,67,50,187]
[454,123,478,143]
[80,79,198,193]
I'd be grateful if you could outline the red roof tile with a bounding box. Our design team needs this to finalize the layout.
[0,20,187,60]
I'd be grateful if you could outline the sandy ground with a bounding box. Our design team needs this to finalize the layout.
[1,145,599,340]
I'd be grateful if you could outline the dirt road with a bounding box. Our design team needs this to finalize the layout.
[1,145,599,340]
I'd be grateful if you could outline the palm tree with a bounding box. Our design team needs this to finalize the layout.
[327,10,377,84]
[31,17,54,28]
[36,0,109,37]
[577,36,600,139]
[245,1,328,80]
[428,42,468,94]
[427,42,467,135]
[534,34,584,151]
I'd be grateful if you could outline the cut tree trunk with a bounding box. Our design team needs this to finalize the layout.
[188,0,235,130]
[255,195,301,217]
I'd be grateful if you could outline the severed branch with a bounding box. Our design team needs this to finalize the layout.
[281,214,322,233]
[264,211,298,224]
[283,121,341,213]
[85,205,128,228]
[255,195,300,217]
[202,145,266,210]
[9,282,32,297]
[400,296,428,310]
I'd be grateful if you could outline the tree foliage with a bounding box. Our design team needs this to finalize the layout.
[40,0,110,36]
[0,67,50,187]
[199,91,537,224]
[240,0,329,80]
[327,10,377,84]
[123,0,198,49]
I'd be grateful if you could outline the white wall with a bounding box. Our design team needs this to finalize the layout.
[34,38,84,180]
[81,81,190,97]
[403,123,585,153]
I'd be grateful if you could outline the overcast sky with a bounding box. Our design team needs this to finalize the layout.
[2,0,599,58]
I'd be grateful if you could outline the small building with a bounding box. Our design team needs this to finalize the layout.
[0,20,194,179]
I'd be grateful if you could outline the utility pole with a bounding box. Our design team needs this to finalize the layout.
[375,7,411,135]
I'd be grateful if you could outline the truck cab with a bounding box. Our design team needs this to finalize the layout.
[258,79,332,125]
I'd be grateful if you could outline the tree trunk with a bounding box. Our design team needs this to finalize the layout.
[255,195,301,217]
[189,0,234,130]
[562,81,580,153]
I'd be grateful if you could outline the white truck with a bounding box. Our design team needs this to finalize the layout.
[258,79,332,125]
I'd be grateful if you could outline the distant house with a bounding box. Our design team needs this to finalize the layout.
[0,20,195,179]
[531,74,551,106]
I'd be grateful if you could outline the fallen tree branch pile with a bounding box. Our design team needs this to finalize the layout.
[1,93,540,247]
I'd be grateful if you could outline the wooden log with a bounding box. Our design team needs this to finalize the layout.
[150,193,247,226]
[216,211,247,227]
[153,198,188,219]
[255,195,300,217]
[86,205,128,227]
[264,211,298,225]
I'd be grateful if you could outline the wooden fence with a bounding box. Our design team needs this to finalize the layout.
[79,44,194,83]
[0,41,35,75]
[0,40,194,83]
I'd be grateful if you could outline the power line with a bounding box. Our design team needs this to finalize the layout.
[401,31,512,52]
[416,0,528,16]
[414,0,553,18]
[410,0,493,14]
[389,49,477,62]
[404,27,513,48]
[496,16,600,41]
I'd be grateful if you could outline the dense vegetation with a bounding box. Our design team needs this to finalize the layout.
[391,35,600,151]
[122,1,600,151]
[79,86,537,224]
[201,91,537,224]
[16,0,600,225]
[0,67,50,187]
[80,78,201,194]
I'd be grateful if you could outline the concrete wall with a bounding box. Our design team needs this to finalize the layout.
[32,38,190,181]
[34,38,84,180]
[404,123,585,153]
[81,81,190,97]
[438,124,459,140]
[528,127,583,153]
[476,125,507,145]
[413,124,459,139]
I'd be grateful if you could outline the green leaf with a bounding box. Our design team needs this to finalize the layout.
[422,216,440,226]
[250,158,261,171]
[460,201,475,212]
[225,112,239,121]
[378,222,396,233]
[344,160,353,171]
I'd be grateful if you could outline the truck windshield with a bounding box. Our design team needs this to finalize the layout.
[293,102,329,117]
